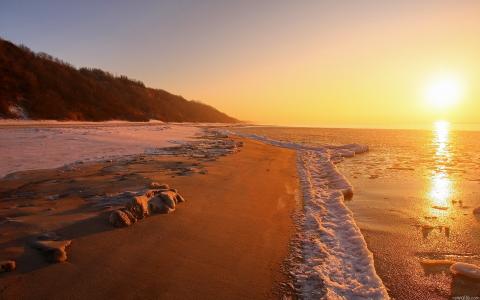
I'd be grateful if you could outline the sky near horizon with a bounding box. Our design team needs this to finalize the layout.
[1,0,479,128]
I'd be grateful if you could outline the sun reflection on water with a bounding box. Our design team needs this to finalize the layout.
[429,173,452,209]
[434,121,451,158]
[428,121,455,217]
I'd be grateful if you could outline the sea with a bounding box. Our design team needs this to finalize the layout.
[232,123,480,299]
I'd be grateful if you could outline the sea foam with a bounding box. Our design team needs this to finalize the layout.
[233,132,389,299]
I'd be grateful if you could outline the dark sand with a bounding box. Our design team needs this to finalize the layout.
[0,138,299,299]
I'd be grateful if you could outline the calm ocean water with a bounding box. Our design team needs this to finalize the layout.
[233,124,480,299]
[234,124,480,181]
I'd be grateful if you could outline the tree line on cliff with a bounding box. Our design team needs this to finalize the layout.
[0,37,237,122]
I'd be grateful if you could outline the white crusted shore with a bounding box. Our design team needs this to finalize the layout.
[0,121,201,178]
[233,132,389,299]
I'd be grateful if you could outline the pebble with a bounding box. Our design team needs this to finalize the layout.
[0,260,16,272]
[31,239,72,263]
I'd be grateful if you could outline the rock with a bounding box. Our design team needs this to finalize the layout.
[125,195,150,219]
[31,240,72,262]
[46,194,60,200]
[473,207,480,215]
[0,260,16,272]
[342,188,354,200]
[144,189,158,198]
[150,182,169,189]
[122,209,137,224]
[0,217,23,225]
[109,209,136,227]
[159,191,177,209]
[147,196,172,214]
[108,185,185,225]
[144,189,168,198]
[450,262,480,279]
[175,192,185,203]
[37,232,60,241]
[162,189,185,203]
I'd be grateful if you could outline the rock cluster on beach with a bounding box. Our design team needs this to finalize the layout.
[0,183,185,270]
[0,132,243,277]
[109,182,185,228]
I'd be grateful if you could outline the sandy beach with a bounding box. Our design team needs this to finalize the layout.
[3,2,480,298]
[0,137,299,299]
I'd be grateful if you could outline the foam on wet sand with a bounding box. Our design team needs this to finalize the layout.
[234,132,389,299]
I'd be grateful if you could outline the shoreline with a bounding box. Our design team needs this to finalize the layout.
[2,125,424,299]
[0,137,299,299]
[235,132,388,299]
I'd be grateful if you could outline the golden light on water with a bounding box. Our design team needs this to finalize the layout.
[429,173,452,210]
[428,120,455,216]
[434,120,451,157]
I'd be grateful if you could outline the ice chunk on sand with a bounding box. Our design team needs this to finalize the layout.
[420,259,454,266]
[450,262,480,279]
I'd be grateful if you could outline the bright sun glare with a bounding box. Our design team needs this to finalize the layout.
[424,74,464,109]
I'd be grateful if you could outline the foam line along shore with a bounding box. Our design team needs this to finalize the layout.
[231,131,389,299]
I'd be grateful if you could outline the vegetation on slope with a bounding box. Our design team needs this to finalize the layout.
[0,38,237,122]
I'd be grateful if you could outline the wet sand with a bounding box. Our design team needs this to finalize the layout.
[0,138,299,299]
[345,176,480,299]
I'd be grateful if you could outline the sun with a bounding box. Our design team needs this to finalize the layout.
[424,74,464,109]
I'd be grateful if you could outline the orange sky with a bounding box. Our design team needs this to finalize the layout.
[192,2,480,128]
[2,1,480,128]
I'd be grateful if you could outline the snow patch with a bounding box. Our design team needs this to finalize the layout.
[0,123,200,178]
[7,104,28,119]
